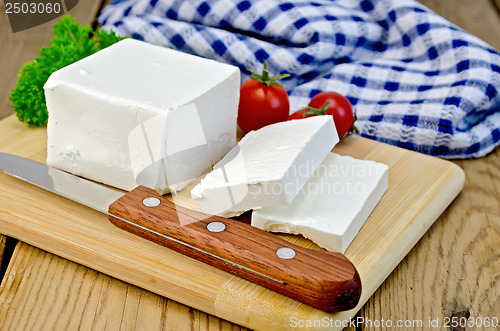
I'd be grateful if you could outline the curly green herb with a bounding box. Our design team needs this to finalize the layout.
[9,15,127,127]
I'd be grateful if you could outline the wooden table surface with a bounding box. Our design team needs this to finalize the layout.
[0,1,499,330]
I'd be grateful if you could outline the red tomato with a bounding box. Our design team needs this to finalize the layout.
[238,80,289,132]
[287,109,315,120]
[308,92,355,138]
[237,60,290,133]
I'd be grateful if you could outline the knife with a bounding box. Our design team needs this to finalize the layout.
[0,152,361,312]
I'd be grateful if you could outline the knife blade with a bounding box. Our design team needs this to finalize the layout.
[0,152,361,312]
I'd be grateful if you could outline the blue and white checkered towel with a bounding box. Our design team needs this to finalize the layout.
[98,0,500,158]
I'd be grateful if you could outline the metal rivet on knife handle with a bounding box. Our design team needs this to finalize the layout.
[206,221,226,233]
[143,197,161,207]
[276,247,296,259]
[0,154,362,313]
[108,186,362,312]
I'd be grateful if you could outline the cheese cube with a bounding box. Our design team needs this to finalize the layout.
[45,39,240,194]
[252,153,388,253]
[191,116,339,217]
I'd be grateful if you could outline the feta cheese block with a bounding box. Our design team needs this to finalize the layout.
[44,38,240,194]
[252,153,389,253]
[191,116,339,217]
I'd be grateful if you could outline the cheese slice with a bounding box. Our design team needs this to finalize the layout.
[252,153,389,253]
[44,38,240,194]
[191,116,339,217]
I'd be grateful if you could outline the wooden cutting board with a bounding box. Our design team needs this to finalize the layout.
[0,114,464,330]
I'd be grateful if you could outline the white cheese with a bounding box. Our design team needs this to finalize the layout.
[45,38,240,194]
[251,153,388,253]
[191,116,339,217]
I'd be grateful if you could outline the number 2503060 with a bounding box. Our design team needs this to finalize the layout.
[5,2,62,14]
[443,316,499,328]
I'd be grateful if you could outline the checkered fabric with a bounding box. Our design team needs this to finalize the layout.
[98,0,500,158]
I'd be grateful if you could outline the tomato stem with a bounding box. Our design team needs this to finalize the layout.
[248,60,291,88]
[302,102,331,116]
[351,110,360,134]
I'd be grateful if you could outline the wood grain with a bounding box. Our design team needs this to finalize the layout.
[344,2,500,330]
[0,0,498,330]
[108,186,361,312]
[0,241,244,331]
[0,235,6,274]
[348,148,500,330]
[0,114,464,330]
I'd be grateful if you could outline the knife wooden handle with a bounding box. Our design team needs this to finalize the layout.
[108,185,361,312]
